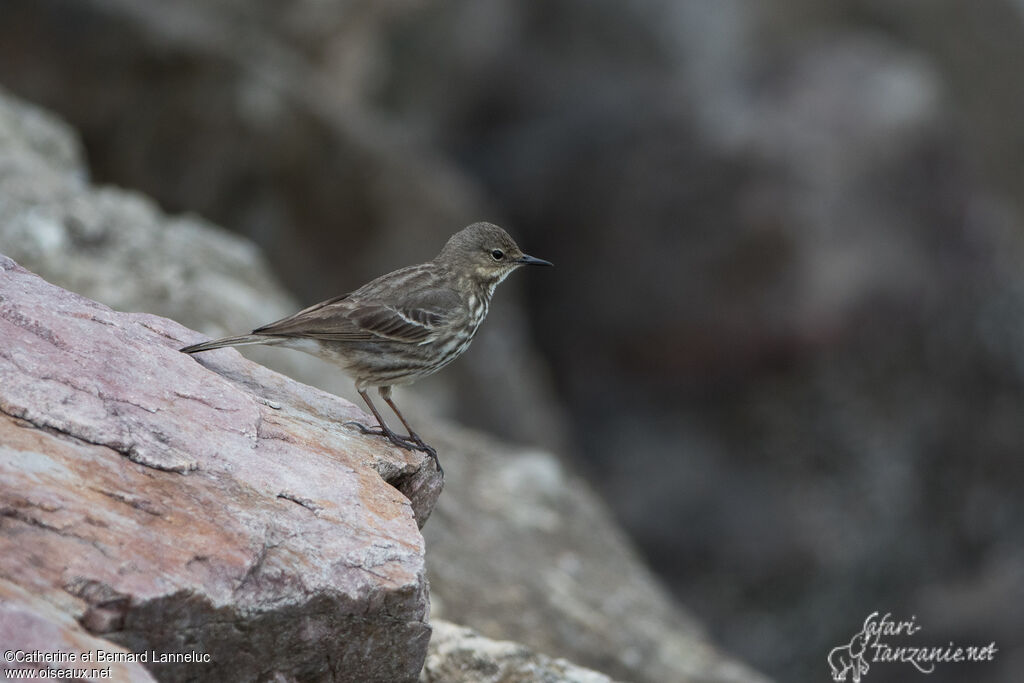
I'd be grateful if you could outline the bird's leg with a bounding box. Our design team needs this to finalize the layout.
[380,387,442,475]
[346,389,441,474]
[346,389,419,449]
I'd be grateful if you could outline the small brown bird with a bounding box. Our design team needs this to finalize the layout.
[181,222,551,473]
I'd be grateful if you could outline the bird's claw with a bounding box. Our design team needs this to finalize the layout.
[412,440,442,476]
[344,421,443,476]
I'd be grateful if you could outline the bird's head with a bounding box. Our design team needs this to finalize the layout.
[438,222,552,290]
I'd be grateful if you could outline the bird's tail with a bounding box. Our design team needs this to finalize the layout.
[180,334,279,354]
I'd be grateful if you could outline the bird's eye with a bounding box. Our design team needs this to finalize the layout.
[491,249,504,261]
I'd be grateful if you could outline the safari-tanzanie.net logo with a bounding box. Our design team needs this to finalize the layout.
[827,611,997,681]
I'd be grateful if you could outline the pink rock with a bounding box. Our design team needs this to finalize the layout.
[0,254,442,682]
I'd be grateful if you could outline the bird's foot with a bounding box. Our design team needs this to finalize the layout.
[344,421,387,437]
[344,421,443,476]
[409,437,442,476]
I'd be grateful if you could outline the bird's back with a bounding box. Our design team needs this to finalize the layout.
[252,261,482,389]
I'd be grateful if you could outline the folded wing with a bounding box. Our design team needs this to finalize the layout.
[253,289,459,344]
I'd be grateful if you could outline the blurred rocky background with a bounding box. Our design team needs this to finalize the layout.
[0,88,766,683]
[1,1,1022,681]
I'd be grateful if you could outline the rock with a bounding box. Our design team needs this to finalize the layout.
[380,5,1024,681]
[0,246,768,683]
[0,85,351,399]
[0,579,156,682]
[0,0,480,331]
[421,427,770,683]
[421,620,620,683]
[0,253,441,682]
[0,85,770,683]
[0,81,567,453]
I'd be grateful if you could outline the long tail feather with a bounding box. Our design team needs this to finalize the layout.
[180,334,277,354]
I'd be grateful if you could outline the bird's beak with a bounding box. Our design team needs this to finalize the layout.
[516,254,553,267]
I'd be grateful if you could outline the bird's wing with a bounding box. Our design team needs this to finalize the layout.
[254,288,461,344]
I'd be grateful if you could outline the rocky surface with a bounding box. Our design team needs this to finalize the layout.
[0,253,440,682]
[421,620,620,683]
[0,0,477,281]
[421,427,769,683]
[0,84,356,403]
[0,242,766,683]
[0,88,771,683]
[0,56,566,450]
[0,579,155,682]
[0,0,569,453]
[2,2,1022,677]
[379,5,1024,682]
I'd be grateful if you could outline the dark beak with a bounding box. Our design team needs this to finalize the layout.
[517,254,553,267]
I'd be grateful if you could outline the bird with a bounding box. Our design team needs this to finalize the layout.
[180,222,552,474]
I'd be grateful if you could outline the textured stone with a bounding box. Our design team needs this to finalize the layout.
[0,85,342,398]
[381,5,1024,681]
[0,579,155,682]
[0,85,770,683]
[0,0,569,454]
[421,620,620,683]
[0,254,441,682]
[0,82,566,452]
[422,428,770,683]
[0,0,478,315]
